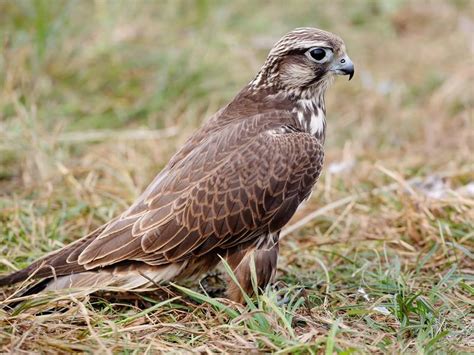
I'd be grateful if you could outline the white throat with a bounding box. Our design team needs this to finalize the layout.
[293,98,326,138]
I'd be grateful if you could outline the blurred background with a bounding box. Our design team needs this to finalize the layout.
[0,0,471,189]
[0,0,472,352]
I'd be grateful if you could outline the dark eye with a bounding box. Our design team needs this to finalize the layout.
[309,48,327,61]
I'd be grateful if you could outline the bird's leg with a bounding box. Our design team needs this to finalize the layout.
[224,235,279,303]
[199,271,226,297]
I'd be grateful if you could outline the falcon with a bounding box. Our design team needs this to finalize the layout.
[0,28,354,303]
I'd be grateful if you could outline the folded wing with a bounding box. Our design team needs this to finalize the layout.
[0,112,324,286]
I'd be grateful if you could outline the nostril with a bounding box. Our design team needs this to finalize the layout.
[340,58,346,63]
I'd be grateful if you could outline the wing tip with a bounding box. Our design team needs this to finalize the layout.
[0,269,30,287]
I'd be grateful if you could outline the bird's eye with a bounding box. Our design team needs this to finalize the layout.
[310,48,326,61]
[306,47,331,63]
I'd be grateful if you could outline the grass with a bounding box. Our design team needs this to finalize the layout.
[0,0,473,353]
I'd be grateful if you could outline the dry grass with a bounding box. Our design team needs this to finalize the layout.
[0,0,473,353]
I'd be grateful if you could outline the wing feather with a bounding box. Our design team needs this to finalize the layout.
[73,113,323,272]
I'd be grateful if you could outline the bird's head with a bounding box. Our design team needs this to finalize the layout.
[251,27,354,99]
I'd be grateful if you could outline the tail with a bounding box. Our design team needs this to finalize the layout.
[0,223,185,305]
[0,225,107,288]
[8,263,183,295]
[1,263,184,310]
[40,262,183,291]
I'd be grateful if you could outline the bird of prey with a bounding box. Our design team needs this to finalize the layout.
[0,28,354,303]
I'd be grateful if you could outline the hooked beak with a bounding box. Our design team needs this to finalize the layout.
[331,55,354,81]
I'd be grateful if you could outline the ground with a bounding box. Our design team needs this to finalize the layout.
[0,0,473,353]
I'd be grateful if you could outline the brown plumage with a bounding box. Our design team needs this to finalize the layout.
[0,28,354,303]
